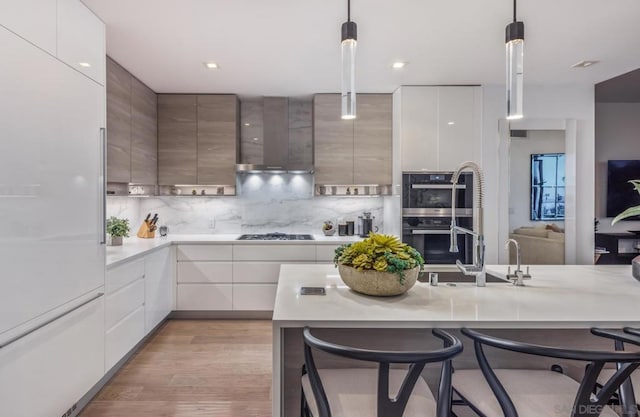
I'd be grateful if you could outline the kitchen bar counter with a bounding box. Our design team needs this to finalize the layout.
[272,264,640,417]
[273,264,640,328]
[106,234,363,269]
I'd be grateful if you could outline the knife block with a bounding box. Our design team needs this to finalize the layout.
[136,220,156,239]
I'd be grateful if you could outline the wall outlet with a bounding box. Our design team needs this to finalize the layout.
[209,217,215,229]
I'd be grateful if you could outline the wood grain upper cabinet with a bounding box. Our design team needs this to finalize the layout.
[131,77,157,184]
[107,57,158,185]
[158,95,197,185]
[314,94,392,185]
[197,95,239,185]
[313,94,354,184]
[106,57,131,183]
[354,94,392,185]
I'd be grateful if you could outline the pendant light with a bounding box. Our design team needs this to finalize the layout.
[341,0,357,120]
[505,0,524,120]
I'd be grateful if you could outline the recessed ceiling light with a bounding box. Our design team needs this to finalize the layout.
[204,62,219,69]
[252,137,259,141]
[244,123,251,127]
[447,121,455,125]
[78,62,91,68]
[571,60,599,68]
[392,62,406,69]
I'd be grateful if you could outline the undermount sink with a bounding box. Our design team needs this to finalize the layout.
[418,271,509,284]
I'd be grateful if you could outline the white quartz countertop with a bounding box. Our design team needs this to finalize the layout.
[106,234,363,268]
[272,264,640,329]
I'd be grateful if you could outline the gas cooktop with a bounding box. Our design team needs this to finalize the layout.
[236,233,315,241]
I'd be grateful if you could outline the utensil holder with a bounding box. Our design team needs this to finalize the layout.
[137,220,157,239]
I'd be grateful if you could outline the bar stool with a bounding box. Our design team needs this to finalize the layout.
[592,328,640,416]
[300,327,463,417]
[452,328,640,417]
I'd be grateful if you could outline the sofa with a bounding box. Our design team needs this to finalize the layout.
[509,225,565,265]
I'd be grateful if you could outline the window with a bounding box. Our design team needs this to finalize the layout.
[531,153,565,221]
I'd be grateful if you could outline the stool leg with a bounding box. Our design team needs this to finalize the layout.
[300,390,309,417]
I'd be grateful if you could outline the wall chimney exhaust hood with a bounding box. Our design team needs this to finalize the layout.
[236,97,314,174]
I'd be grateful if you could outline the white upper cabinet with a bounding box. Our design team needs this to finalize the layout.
[398,86,482,172]
[57,0,105,85]
[0,0,57,55]
[399,87,438,172]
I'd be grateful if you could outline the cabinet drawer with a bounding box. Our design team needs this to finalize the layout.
[106,258,145,294]
[233,284,277,311]
[177,262,233,283]
[105,306,145,371]
[233,245,316,261]
[106,278,145,330]
[233,262,280,283]
[0,296,104,417]
[177,244,232,261]
[316,245,342,262]
[176,284,232,311]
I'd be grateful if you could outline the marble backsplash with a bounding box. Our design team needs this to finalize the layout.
[107,174,384,235]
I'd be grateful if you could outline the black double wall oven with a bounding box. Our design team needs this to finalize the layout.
[402,172,474,265]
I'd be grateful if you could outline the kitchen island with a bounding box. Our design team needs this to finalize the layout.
[272,264,640,417]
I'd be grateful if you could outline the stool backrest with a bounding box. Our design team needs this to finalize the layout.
[303,327,463,417]
[462,327,640,417]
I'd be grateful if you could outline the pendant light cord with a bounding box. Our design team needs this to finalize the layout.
[348,0,351,22]
[513,0,517,22]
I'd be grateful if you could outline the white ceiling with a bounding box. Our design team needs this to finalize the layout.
[83,0,640,96]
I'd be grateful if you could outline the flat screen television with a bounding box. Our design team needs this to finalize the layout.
[607,160,640,220]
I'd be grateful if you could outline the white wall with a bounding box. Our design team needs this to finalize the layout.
[509,130,565,230]
[595,102,640,233]
[482,85,595,264]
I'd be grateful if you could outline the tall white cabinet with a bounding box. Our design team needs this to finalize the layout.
[395,86,482,172]
[0,2,106,416]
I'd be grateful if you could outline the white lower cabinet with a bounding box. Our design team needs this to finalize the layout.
[177,284,233,310]
[316,244,342,263]
[174,243,348,311]
[105,306,145,370]
[0,295,105,417]
[105,278,145,330]
[233,284,278,310]
[233,262,283,283]
[233,244,316,261]
[106,258,144,293]
[144,247,173,332]
[178,261,233,283]
[104,246,173,373]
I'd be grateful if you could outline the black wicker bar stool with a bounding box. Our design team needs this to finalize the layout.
[592,328,640,416]
[300,327,463,417]
[451,328,640,417]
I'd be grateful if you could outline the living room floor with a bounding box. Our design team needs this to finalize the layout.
[80,320,272,417]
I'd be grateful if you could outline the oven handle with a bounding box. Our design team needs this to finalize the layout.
[411,184,466,190]
[411,229,466,235]
[402,208,473,217]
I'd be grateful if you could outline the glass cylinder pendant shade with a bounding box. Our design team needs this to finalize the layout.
[506,21,524,120]
[341,21,357,120]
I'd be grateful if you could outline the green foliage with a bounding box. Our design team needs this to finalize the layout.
[334,233,424,284]
[612,180,640,225]
[106,216,130,238]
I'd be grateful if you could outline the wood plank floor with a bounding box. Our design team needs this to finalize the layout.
[80,320,272,417]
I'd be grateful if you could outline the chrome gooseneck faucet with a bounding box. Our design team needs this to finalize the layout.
[450,161,486,286]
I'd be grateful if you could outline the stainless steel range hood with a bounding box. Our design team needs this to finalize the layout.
[236,97,314,174]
